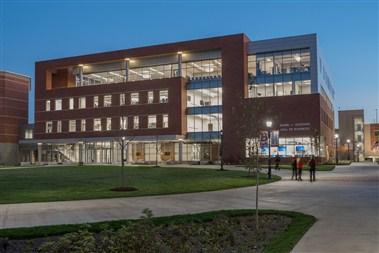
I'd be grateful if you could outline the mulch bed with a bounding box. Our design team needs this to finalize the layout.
[2,214,292,253]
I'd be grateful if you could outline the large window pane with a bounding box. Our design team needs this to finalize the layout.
[273,52,283,74]
[69,120,76,132]
[55,99,62,111]
[94,118,101,131]
[148,115,157,128]
[159,90,168,103]
[131,93,139,105]
[104,95,112,107]
[265,54,274,75]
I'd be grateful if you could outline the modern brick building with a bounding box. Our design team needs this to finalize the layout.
[0,71,30,165]
[337,109,365,161]
[364,123,379,162]
[20,33,335,165]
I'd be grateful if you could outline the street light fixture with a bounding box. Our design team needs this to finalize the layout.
[346,139,351,161]
[356,143,361,162]
[266,120,272,180]
[334,134,339,165]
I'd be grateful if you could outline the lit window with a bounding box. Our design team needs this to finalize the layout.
[57,120,62,133]
[94,118,102,131]
[295,80,311,95]
[159,90,168,103]
[46,100,51,111]
[79,97,86,109]
[104,95,112,107]
[69,98,74,110]
[69,120,76,132]
[163,114,169,128]
[131,92,139,105]
[81,119,86,132]
[24,129,33,139]
[133,116,139,129]
[94,96,99,108]
[45,121,53,133]
[148,115,157,128]
[120,94,125,106]
[148,91,154,104]
[106,118,112,131]
[120,116,128,130]
[55,99,62,111]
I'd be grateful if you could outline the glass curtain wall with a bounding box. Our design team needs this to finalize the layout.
[248,48,311,98]
[187,88,222,107]
[77,57,222,86]
[245,136,319,158]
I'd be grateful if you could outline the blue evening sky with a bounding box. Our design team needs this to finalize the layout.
[1,0,378,124]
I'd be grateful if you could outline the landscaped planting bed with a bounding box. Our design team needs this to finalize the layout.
[0,210,315,253]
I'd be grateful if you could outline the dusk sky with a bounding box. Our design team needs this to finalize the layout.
[1,0,378,124]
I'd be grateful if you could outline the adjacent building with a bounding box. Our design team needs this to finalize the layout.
[0,71,30,165]
[337,109,365,161]
[364,123,379,162]
[20,33,335,164]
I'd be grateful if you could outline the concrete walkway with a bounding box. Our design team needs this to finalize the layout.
[0,163,378,252]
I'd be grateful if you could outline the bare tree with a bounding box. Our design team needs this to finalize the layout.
[237,89,278,232]
[112,115,136,191]
[114,135,134,188]
[154,135,162,167]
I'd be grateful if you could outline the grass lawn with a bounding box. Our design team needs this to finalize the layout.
[0,165,280,204]
[262,164,335,171]
[0,209,316,253]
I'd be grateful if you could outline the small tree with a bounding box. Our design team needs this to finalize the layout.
[154,135,161,167]
[112,114,136,191]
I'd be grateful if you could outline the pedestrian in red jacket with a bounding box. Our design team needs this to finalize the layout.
[297,158,303,181]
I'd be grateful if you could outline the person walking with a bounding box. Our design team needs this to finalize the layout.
[309,155,316,182]
[297,157,303,181]
[275,154,281,170]
[291,156,297,180]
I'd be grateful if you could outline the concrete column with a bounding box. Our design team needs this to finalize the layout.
[178,140,183,163]
[177,52,182,77]
[292,80,296,95]
[30,149,35,164]
[111,141,115,164]
[124,59,130,82]
[79,65,84,86]
[78,142,83,164]
[37,143,42,165]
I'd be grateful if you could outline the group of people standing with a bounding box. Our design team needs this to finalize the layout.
[272,154,317,182]
[290,155,317,182]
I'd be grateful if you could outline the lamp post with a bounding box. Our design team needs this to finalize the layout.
[266,120,272,180]
[334,134,339,165]
[220,130,224,171]
[346,139,351,161]
[121,136,126,187]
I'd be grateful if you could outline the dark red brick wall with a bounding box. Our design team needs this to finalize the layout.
[0,72,29,143]
[223,94,323,163]
[34,77,186,139]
